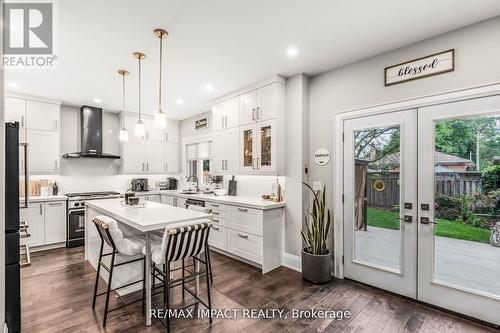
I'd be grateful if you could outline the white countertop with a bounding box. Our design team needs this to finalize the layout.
[85,198,212,232]
[22,195,68,203]
[133,190,285,210]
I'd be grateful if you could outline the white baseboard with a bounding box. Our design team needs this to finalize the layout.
[281,252,301,273]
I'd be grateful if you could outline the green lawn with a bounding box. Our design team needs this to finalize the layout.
[367,208,491,243]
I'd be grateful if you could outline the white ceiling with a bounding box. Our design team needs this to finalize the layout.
[6,0,500,120]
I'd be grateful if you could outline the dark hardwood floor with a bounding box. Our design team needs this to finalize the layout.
[21,247,498,333]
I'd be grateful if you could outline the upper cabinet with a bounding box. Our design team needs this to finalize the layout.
[166,120,179,143]
[211,77,285,175]
[240,82,284,126]
[212,96,239,131]
[124,115,179,143]
[26,100,60,131]
[4,94,61,175]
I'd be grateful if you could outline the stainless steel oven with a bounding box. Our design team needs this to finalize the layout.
[66,191,120,247]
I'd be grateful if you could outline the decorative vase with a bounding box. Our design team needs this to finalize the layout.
[301,248,332,284]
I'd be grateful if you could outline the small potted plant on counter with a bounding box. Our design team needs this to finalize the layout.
[301,183,332,284]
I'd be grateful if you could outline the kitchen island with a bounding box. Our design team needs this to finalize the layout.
[84,198,212,326]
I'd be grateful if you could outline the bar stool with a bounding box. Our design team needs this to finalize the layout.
[144,220,213,332]
[91,215,150,327]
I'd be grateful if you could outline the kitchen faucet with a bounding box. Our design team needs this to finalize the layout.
[186,175,199,191]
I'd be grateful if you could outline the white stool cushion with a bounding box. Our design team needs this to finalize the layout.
[95,215,146,256]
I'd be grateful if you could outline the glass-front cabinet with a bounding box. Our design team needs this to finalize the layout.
[239,119,276,173]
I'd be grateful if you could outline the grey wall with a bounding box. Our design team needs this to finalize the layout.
[308,16,500,220]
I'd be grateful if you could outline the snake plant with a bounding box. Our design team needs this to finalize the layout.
[301,183,332,255]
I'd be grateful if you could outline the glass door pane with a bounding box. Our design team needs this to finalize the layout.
[260,125,272,167]
[243,128,253,167]
[353,126,401,271]
[432,115,500,297]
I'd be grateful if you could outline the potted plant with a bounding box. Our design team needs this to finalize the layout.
[301,183,332,283]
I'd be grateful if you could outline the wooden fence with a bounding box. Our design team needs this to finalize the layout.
[366,171,482,208]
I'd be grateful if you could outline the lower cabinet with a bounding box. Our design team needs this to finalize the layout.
[20,200,66,248]
[228,230,263,264]
[208,225,227,250]
[144,194,161,203]
[160,195,174,205]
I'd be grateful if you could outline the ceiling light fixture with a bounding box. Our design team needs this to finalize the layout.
[205,84,214,92]
[133,51,146,137]
[286,46,299,57]
[175,99,184,105]
[153,28,168,129]
[118,69,129,142]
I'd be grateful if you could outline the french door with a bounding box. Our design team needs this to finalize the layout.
[343,95,500,325]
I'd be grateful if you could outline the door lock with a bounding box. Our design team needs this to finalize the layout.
[420,217,437,224]
[403,215,413,223]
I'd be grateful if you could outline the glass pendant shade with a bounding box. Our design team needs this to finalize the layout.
[154,109,166,129]
[135,119,145,137]
[119,127,129,142]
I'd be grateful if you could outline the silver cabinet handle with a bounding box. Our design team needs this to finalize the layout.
[256,157,260,169]
[21,116,24,128]
[54,160,58,172]
[211,203,219,207]
[165,132,169,142]
[212,211,219,215]
[48,202,63,206]
[212,218,219,223]
[54,120,58,130]
[165,163,168,172]
[39,204,43,215]
[238,233,248,239]
[142,163,145,171]
[256,106,260,120]
[221,117,224,128]
[212,226,220,231]
[146,131,149,140]
[225,116,228,127]
[146,163,149,171]
[252,108,256,121]
[238,208,248,212]
[225,160,228,170]
[252,158,255,170]
[221,160,224,170]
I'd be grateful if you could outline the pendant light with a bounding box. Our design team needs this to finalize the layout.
[133,52,146,137]
[118,69,129,142]
[153,29,168,129]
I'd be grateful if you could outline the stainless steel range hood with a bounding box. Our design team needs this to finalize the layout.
[63,106,121,159]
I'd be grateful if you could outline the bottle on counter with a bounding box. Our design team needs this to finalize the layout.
[52,181,59,196]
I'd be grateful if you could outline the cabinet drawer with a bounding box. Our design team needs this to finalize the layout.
[228,206,263,236]
[210,209,228,220]
[228,230,262,264]
[210,216,228,227]
[206,202,228,212]
[209,225,227,251]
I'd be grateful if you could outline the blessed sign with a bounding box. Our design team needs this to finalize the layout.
[384,49,454,86]
[195,117,208,130]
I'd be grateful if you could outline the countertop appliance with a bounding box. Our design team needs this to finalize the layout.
[185,198,205,208]
[65,191,120,247]
[166,177,178,190]
[131,178,148,192]
[62,106,121,159]
[5,122,26,333]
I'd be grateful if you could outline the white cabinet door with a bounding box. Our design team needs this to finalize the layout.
[26,101,59,131]
[239,123,256,172]
[145,142,164,173]
[166,120,179,143]
[256,82,283,121]
[212,102,225,131]
[225,127,239,173]
[255,119,277,172]
[44,201,66,244]
[175,197,187,208]
[5,97,26,142]
[240,90,257,126]
[211,130,225,173]
[143,118,165,142]
[223,97,240,129]
[102,112,120,156]
[161,195,174,206]
[20,204,45,247]
[164,143,179,173]
[121,141,145,173]
[209,225,227,250]
[145,195,161,203]
[26,129,59,174]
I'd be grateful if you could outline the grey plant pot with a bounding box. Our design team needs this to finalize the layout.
[301,248,332,284]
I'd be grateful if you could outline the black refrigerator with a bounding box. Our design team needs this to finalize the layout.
[5,122,25,333]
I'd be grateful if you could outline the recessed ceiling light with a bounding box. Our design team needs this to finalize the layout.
[175,99,184,105]
[94,98,102,104]
[205,84,214,92]
[286,46,299,57]
[8,82,18,89]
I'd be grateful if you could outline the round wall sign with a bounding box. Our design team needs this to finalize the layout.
[314,148,331,166]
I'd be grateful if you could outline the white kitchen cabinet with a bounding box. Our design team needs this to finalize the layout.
[145,195,161,203]
[145,142,164,173]
[164,143,179,173]
[166,120,179,143]
[174,197,187,208]
[228,230,262,264]
[4,97,26,142]
[213,97,240,131]
[239,119,277,173]
[209,225,227,250]
[20,204,45,247]
[44,201,66,244]
[26,100,60,131]
[239,90,258,126]
[26,129,60,174]
[212,127,239,174]
[143,118,165,142]
[161,195,174,206]
[121,141,145,173]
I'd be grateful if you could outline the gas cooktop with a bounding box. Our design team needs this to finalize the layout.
[65,191,120,198]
